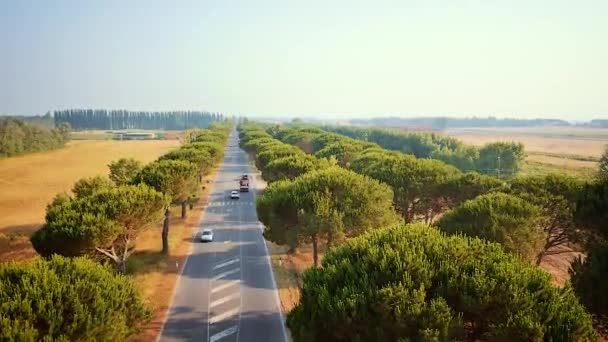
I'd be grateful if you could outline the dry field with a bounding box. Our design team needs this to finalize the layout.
[0,139,179,260]
[446,126,607,158]
[445,126,607,178]
[0,139,222,341]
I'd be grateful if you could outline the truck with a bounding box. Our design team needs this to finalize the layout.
[239,178,249,192]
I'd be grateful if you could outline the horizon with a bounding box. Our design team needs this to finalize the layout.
[2,1,607,120]
[1,110,602,123]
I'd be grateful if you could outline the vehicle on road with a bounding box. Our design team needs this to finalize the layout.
[239,178,249,192]
[200,228,213,242]
[230,190,240,199]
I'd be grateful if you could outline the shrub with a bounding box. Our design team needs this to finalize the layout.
[0,255,151,340]
[288,223,597,341]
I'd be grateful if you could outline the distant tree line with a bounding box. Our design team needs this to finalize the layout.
[53,109,224,130]
[1,123,230,340]
[350,116,572,129]
[321,125,525,177]
[0,118,71,158]
[239,122,601,341]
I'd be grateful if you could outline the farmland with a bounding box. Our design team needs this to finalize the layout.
[0,139,179,261]
[445,126,607,178]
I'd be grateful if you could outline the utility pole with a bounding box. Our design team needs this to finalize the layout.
[497,155,501,178]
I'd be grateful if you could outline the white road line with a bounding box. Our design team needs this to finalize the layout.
[210,325,238,342]
[209,307,240,324]
[210,279,240,294]
[212,267,240,281]
[213,258,240,270]
[209,292,240,308]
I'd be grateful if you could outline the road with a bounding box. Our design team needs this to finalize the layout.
[159,130,288,342]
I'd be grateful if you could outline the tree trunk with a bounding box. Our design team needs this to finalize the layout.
[181,201,187,218]
[162,209,170,255]
[312,235,319,268]
[535,252,544,266]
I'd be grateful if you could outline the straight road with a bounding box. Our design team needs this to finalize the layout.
[159,130,288,342]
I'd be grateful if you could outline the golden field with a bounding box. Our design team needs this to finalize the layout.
[0,138,222,341]
[446,126,607,178]
[446,126,607,158]
[0,139,179,260]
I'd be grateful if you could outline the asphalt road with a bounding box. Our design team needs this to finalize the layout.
[159,130,288,342]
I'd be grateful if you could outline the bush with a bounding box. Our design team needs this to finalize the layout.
[570,244,608,329]
[288,223,597,341]
[437,192,545,261]
[0,255,151,341]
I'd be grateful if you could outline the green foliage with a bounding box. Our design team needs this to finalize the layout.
[431,145,479,171]
[314,142,364,168]
[437,192,545,261]
[570,244,608,327]
[31,184,169,269]
[257,167,399,266]
[108,158,143,186]
[443,172,505,207]
[477,141,526,178]
[510,174,585,263]
[0,118,70,158]
[134,159,199,204]
[575,178,608,242]
[288,223,597,342]
[262,154,328,182]
[0,255,151,341]
[71,175,113,198]
[54,109,223,130]
[599,146,608,179]
[159,148,212,173]
[322,125,526,176]
[351,152,460,222]
[185,141,224,163]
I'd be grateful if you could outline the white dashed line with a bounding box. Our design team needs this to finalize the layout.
[213,257,240,270]
[212,267,240,281]
[211,279,240,294]
[209,307,240,324]
[210,326,238,342]
[209,292,240,308]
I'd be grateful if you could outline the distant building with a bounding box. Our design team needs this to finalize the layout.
[114,132,156,140]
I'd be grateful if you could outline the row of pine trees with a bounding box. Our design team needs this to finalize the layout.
[54,109,224,130]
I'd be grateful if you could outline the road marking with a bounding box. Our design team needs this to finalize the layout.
[213,257,239,270]
[212,267,240,281]
[209,307,239,324]
[209,292,239,308]
[211,279,240,294]
[210,325,238,342]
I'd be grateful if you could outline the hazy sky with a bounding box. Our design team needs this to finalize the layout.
[1,0,607,120]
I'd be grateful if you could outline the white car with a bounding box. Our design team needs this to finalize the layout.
[200,229,213,242]
[230,190,240,199]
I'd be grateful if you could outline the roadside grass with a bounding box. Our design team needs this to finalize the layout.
[129,169,218,342]
[266,242,302,314]
[0,139,180,262]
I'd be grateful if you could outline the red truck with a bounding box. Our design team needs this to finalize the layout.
[239,178,249,192]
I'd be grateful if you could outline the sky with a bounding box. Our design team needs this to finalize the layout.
[1,0,607,120]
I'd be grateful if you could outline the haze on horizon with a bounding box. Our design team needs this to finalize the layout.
[1,0,607,121]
